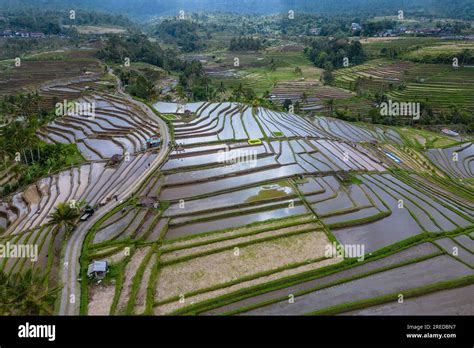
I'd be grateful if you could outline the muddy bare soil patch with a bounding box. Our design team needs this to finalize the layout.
[88,283,116,315]
[155,231,332,302]
[116,247,151,313]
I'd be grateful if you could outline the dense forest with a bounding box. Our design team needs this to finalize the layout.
[95,32,213,101]
[229,37,263,51]
[1,0,472,20]
[0,9,133,34]
[178,61,212,100]
[96,32,182,71]
[152,19,208,52]
[305,38,366,70]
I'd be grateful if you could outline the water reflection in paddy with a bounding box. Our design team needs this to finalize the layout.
[164,156,279,185]
[165,205,308,240]
[160,164,305,200]
[165,181,294,216]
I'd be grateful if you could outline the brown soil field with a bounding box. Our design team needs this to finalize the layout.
[88,283,116,315]
[155,231,333,302]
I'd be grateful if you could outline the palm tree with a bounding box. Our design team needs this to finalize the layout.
[324,98,335,116]
[218,81,226,94]
[294,101,301,114]
[301,92,308,104]
[252,98,260,113]
[48,202,80,236]
[0,269,60,315]
[232,83,245,100]
[208,87,218,102]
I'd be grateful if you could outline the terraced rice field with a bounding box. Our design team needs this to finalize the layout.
[201,242,442,315]
[426,142,473,180]
[1,80,162,232]
[0,49,102,96]
[333,59,414,91]
[404,41,474,62]
[344,284,474,315]
[84,101,473,316]
[38,92,160,160]
[269,81,357,111]
[387,66,474,114]
[243,254,472,315]
[360,37,441,58]
[333,59,474,115]
[0,75,165,290]
[268,81,375,117]
[1,15,472,320]
[207,51,323,95]
[333,172,472,251]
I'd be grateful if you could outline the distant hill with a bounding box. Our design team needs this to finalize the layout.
[0,0,472,20]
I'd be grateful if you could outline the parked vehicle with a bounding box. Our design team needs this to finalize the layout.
[80,206,95,221]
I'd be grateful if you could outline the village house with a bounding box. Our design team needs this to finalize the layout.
[1,29,12,37]
[30,32,45,38]
[15,29,29,37]
[351,23,362,31]
[87,261,109,280]
[146,135,162,149]
[0,29,45,38]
